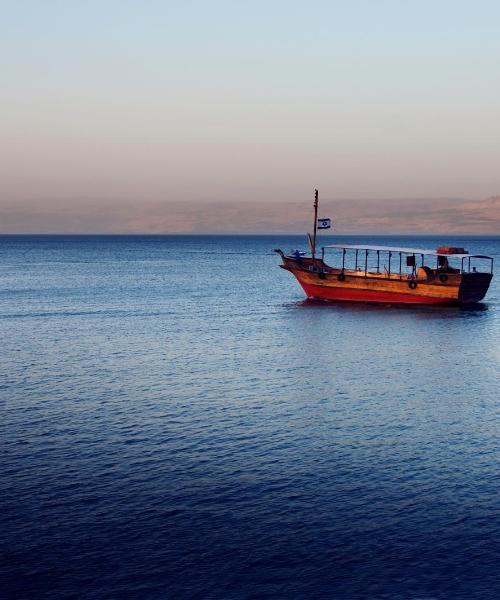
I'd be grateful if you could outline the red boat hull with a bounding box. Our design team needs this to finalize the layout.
[300,282,457,305]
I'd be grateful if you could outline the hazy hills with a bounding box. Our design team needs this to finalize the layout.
[1,196,499,234]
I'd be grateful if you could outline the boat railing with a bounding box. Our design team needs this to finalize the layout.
[321,245,494,277]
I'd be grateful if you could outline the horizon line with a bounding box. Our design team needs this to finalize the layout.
[1,232,499,237]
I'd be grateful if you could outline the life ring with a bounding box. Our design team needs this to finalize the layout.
[439,273,448,283]
[408,280,417,290]
[337,272,346,282]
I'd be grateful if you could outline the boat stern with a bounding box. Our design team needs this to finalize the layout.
[458,272,493,304]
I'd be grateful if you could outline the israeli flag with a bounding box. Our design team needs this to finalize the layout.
[317,218,332,229]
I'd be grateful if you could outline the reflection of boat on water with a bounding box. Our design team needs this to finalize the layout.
[275,190,494,305]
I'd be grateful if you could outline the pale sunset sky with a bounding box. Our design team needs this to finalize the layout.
[1,0,500,233]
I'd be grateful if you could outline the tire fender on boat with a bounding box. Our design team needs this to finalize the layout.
[408,280,418,289]
[337,272,346,282]
[439,273,448,283]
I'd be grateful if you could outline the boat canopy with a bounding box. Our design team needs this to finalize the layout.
[322,244,491,260]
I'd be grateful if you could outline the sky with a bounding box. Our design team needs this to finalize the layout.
[1,0,500,233]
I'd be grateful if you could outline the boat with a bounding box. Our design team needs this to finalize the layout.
[274,190,494,305]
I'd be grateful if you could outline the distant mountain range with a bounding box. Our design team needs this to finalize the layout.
[1,196,499,234]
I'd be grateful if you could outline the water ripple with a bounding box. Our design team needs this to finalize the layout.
[2,234,500,599]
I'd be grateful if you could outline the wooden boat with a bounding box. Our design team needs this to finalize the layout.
[275,191,494,305]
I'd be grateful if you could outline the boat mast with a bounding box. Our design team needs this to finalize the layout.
[312,189,319,265]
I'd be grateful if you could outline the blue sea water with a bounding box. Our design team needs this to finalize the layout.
[2,234,500,600]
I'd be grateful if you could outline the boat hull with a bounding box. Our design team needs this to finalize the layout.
[298,281,458,304]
